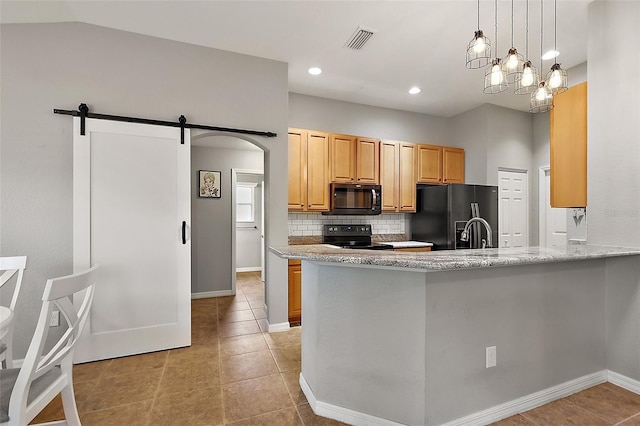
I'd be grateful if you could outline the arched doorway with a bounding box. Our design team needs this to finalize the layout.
[190,132,267,299]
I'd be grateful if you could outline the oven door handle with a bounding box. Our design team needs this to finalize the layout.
[371,188,377,210]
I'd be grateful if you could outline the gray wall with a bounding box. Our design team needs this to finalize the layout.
[588,1,640,382]
[1,22,289,357]
[289,93,450,145]
[191,146,263,294]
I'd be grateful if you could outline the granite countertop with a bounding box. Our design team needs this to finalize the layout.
[269,244,640,272]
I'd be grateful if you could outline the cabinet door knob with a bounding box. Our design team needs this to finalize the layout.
[300,204,304,207]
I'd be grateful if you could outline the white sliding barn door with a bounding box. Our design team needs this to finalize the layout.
[73,117,191,363]
[498,170,528,248]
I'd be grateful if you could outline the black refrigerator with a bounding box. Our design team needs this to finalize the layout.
[411,184,498,250]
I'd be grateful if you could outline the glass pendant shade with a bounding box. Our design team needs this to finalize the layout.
[484,58,509,94]
[530,81,553,113]
[502,47,525,83]
[546,63,568,95]
[466,30,491,69]
[515,61,539,94]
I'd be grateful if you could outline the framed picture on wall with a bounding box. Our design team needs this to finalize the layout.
[199,170,221,198]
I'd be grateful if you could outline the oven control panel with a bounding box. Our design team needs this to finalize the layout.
[323,224,372,236]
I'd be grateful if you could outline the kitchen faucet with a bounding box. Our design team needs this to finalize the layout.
[460,217,493,248]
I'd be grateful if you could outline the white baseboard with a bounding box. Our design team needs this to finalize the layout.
[299,370,615,426]
[609,370,640,394]
[299,373,405,426]
[267,322,290,333]
[441,370,608,426]
[236,267,262,273]
[191,290,234,299]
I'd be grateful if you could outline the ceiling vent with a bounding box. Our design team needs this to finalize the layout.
[344,26,376,50]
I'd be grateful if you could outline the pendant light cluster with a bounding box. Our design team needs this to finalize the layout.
[466,0,568,113]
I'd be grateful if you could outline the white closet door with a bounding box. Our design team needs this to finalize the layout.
[73,117,191,363]
[498,170,528,248]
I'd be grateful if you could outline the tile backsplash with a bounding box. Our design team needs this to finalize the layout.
[288,213,407,236]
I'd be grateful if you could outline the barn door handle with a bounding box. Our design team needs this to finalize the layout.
[182,221,187,244]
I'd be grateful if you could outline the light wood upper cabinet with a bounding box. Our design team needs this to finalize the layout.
[416,144,465,185]
[380,141,399,211]
[288,129,306,211]
[417,144,443,184]
[443,147,465,184]
[356,137,380,184]
[550,82,587,208]
[330,134,357,183]
[288,128,330,212]
[398,142,417,212]
[380,141,416,212]
[330,134,380,184]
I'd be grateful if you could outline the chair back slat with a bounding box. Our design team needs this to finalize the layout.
[7,265,98,424]
[0,256,26,310]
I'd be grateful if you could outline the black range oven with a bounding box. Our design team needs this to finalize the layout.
[322,224,393,250]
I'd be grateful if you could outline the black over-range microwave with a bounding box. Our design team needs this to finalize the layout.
[323,183,382,215]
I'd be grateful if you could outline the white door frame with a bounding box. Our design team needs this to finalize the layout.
[231,168,265,293]
[539,166,549,247]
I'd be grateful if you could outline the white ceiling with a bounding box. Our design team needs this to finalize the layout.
[2,0,591,118]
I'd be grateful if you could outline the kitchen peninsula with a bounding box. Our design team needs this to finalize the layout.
[270,244,640,425]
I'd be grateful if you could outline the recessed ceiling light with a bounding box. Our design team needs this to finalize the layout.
[541,50,559,60]
[408,87,421,95]
[308,67,322,75]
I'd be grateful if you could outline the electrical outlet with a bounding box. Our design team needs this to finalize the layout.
[50,310,60,327]
[486,346,497,368]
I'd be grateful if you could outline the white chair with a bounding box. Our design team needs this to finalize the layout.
[0,265,99,426]
[0,256,27,369]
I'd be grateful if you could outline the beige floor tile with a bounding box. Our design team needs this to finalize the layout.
[219,333,269,357]
[271,344,301,373]
[296,403,349,425]
[490,414,535,425]
[157,361,220,397]
[166,343,219,367]
[218,308,256,323]
[248,298,265,310]
[80,400,153,426]
[264,327,302,348]
[520,397,609,425]
[81,369,162,412]
[221,350,279,384]
[227,407,303,425]
[281,370,308,406]
[149,386,224,426]
[222,373,293,423]
[191,326,219,346]
[621,413,640,425]
[566,383,640,423]
[244,291,265,301]
[257,318,270,332]
[103,350,168,377]
[252,307,267,319]
[219,319,261,338]
[72,358,113,383]
[31,394,65,423]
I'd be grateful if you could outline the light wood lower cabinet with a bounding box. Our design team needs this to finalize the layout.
[288,259,302,323]
[550,82,587,207]
[394,247,431,252]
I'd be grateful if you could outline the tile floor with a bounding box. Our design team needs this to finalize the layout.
[33,271,640,425]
